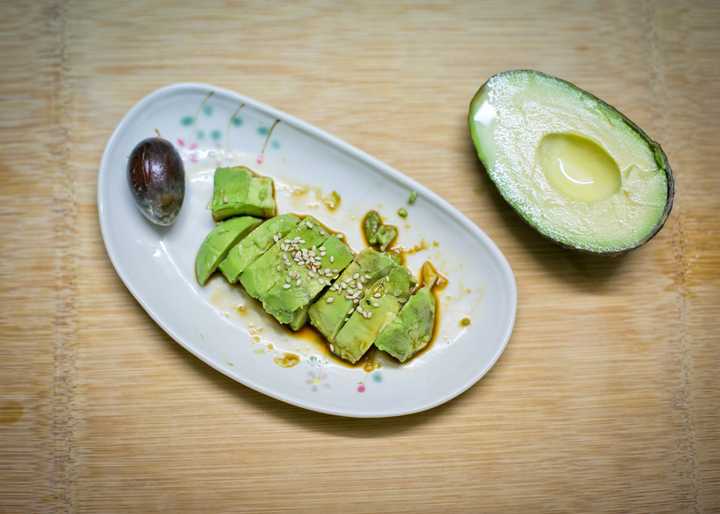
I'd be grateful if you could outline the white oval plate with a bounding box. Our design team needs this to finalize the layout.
[98,84,517,417]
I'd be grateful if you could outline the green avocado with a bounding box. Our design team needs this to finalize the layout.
[218,214,301,283]
[195,216,262,286]
[308,248,396,343]
[211,166,277,221]
[468,70,673,253]
[374,285,436,363]
[332,265,416,364]
[239,217,328,300]
[261,235,354,330]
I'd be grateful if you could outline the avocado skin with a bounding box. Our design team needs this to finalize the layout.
[308,248,396,343]
[468,69,674,255]
[374,285,436,362]
[195,216,263,286]
[211,166,277,221]
[218,214,301,283]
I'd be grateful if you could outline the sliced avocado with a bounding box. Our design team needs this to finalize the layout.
[218,214,301,283]
[332,265,416,364]
[239,217,328,300]
[195,216,262,285]
[211,166,276,221]
[375,271,437,362]
[468,70,673,253]
[308,248,396,343]
[261,235,354,330]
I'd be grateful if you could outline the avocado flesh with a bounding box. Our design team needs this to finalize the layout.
[308,248,396,343]
[239,217,328,300]
[261,235,354,330]
[374,285,436,362]
[218,214,301,283]
[469,70,672,253]
[332,265,416,364]
[195,216,262,285]
[211,166,276,221]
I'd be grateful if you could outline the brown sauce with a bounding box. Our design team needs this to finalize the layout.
[290,325,379,370]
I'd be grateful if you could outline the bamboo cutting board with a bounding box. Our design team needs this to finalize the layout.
[1,1,719,513]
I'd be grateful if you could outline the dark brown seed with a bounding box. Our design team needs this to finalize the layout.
[127,137,185,226]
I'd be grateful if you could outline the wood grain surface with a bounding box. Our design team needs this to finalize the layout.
[1,1,719,512]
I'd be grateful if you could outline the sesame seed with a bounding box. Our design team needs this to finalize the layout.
[373,292,381,298]
[326,296,335,304]
[296,279,302,286]
[283,283,291,289]
[353,299,360,304]
[329,256,335,263]
[352,273,359,280]
[371,301,380,307]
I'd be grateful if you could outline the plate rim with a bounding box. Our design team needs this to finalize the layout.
[97,82,517,418]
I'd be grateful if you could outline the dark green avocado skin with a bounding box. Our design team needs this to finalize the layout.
[468,69,674,255]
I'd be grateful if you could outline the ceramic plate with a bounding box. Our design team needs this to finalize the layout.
[98,83,517,417]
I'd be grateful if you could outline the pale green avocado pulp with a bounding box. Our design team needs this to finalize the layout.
[469,70,672,253]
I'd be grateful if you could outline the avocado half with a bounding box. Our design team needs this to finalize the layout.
[468,70,674,254]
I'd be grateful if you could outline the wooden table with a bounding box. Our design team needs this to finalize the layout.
[2,1,718,512]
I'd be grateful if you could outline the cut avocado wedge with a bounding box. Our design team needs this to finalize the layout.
[261,234,354,330]
[469,69,673,253]
[332,265,416,364]
[308,248,396,343]
[239,217,329,300]
[211,166,276,221]
[195,216,262,285]
[375,263,438,362]
[219,214,301,283]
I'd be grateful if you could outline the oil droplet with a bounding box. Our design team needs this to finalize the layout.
[292,185,309,197]
[274,353,300,368]
[537,133,621,202]
[0,400,23,425]
[363,357,381,373]
[235,304,247,315]
[460,317,472,327]
[321,190,341,211]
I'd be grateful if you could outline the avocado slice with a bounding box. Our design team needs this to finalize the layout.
[211,166,277,221]
[195,216,262,286]
[218,214,301,283]
[308,248,396,343]
[239,217,328,300]
[374,266,437,362]
[468,70,673,253]
[261,235,354,330]
[331,265,416,364]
